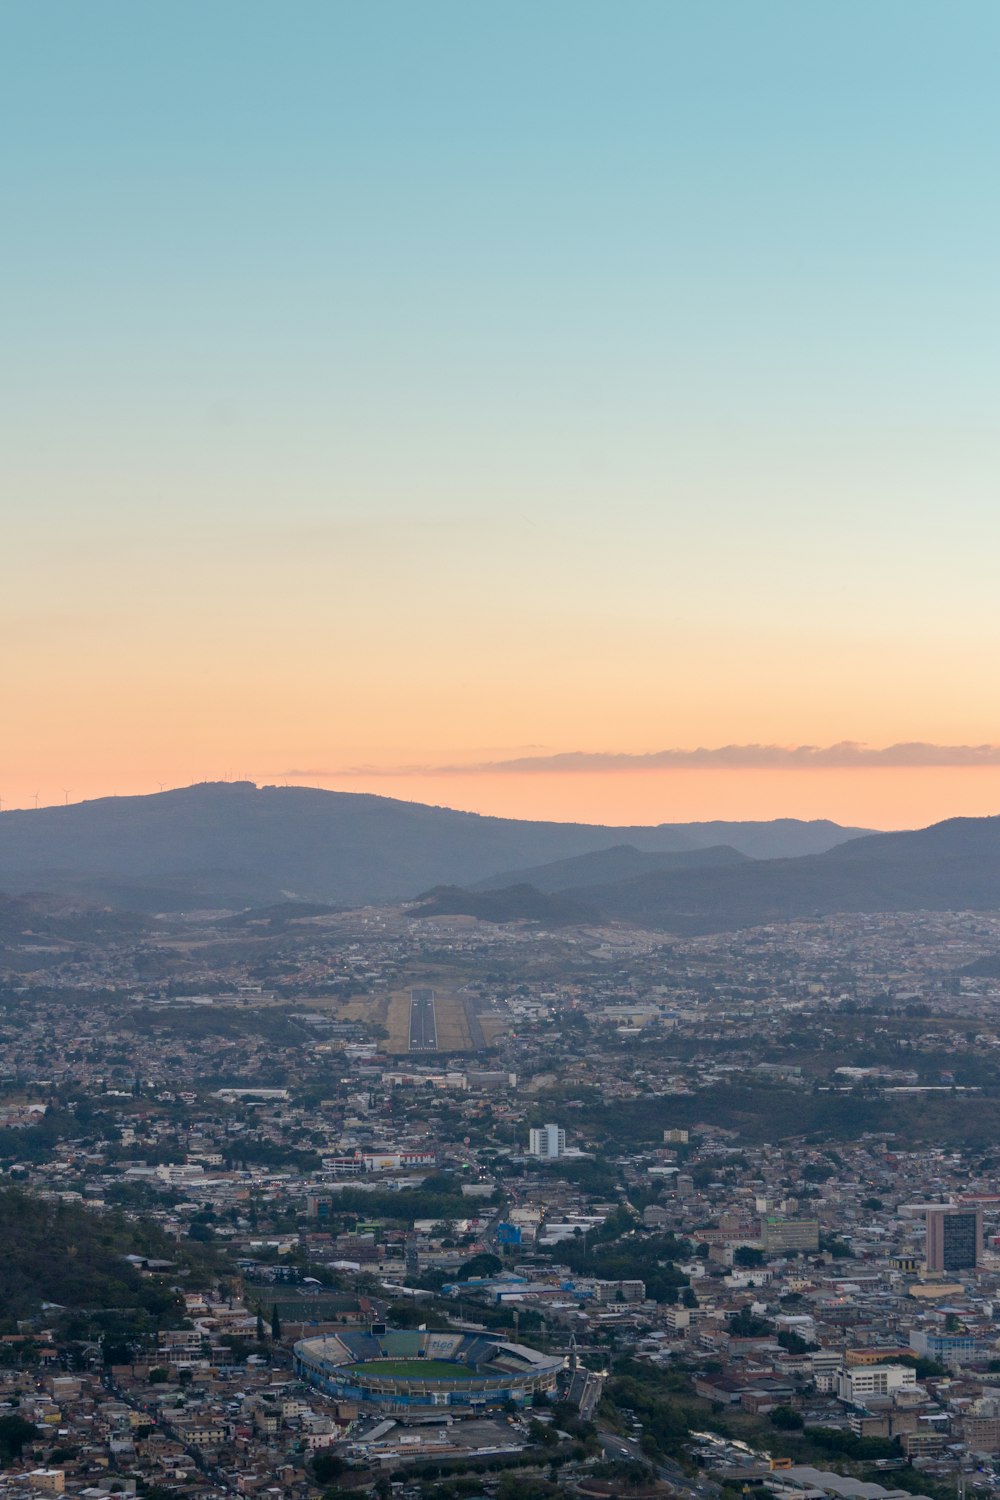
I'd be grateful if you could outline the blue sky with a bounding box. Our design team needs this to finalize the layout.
[3,2,1000,824]
[6,1,999,529]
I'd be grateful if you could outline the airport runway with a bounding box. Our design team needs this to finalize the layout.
[408,987,438,1050]
[463,994,486,1050]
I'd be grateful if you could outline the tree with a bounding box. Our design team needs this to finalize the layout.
[770,1405,804,1431]
[497,1474,558,1500]
[528,1418,557,1447]
[271,1303,282,1341]
[730,1309,772,1338]
[907,1356,948,1379]
[734,1246,764,1267]
[311,1450,346,1484]
[778,1329,815,1354]
[0,1414,37,1462]
[457,1253,503,1280]
[256,1310,266,1343]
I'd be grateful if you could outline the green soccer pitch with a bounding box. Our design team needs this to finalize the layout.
[343,1359,482,1380]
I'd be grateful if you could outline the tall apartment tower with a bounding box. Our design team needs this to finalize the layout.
[925,1206,983,1273]
[528,1123,566,1159]
[761,1216,820,1254]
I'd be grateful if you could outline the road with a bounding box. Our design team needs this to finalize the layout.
[104,1372,231,1494]
[566,1365,603,1420]
[409,987,438,1050]
[596,1426,719,1500]
[598,1430,647,1465]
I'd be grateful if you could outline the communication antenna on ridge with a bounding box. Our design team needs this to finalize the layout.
[32,792,39,810]
[157,782,166,793]
[63,789,71,806]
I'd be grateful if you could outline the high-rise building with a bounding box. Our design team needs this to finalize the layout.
[925,1206,982,1272]
[761,1216,820,1254]
[528,1123,566,1158]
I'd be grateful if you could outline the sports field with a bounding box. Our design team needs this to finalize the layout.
[343,1359,481,1380]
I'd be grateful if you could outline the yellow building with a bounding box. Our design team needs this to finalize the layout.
[27,1472,65,1495]
[908,1281,966,1300]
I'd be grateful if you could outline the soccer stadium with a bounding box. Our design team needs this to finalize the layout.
[294,1328,564,1412]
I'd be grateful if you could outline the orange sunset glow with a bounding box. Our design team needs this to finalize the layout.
[4,3,1000,835]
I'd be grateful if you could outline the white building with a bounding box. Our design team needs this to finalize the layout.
[836,1364,916,1403]
[528,1123,566,1158]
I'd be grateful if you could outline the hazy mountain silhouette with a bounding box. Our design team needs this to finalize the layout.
[411,883,599,926]
[549,814,1000,933]
[471,842,750,893]
[1,788,996,933]
[0,782,871,911]
[822,815,1000,863]
[0,892,149,944]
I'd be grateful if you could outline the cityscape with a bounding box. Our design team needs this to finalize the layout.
[6,3,1000,1500]
[2,881,1000,1499]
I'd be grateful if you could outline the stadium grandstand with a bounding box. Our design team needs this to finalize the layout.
[294,1327,563,1412]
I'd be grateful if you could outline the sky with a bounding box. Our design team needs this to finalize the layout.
[3,0,1000,829]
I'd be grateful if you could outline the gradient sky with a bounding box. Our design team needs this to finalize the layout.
[4,1,1000,828]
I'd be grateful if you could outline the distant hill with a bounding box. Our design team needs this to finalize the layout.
[556,814,1000,934]
[2,788,997,934]
[221,900,342,929]
[823,815,1000,863]
[637,817,869,860]
[0,891,149,945]
[410,883,598,926]
[472,842,749,894]
[959,952,1000,978]
[0,782,871,911]
[0,1184,210,1324]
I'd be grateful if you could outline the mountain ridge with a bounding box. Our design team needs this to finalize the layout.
[0,782,872,911]
[456,813,1000,935]
[471,842,750,893]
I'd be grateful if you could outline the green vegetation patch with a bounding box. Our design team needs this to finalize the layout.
[272,1295,358,1318]
[0,1185,222,1333]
